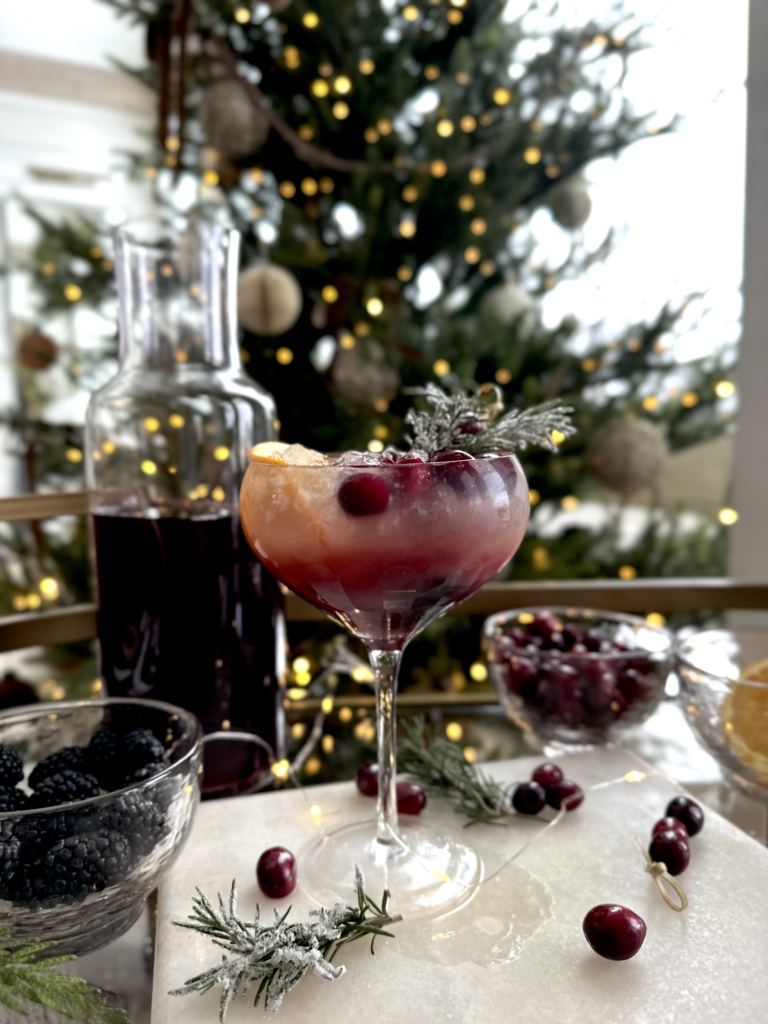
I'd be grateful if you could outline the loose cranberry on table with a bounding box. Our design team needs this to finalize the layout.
[397,782,426,815]
[583,904,646,961]
[651,816,689,843]
[256,846,297,899]
[648,829,690,876]
[531,762,563,789]
[545,779,584,811]
[356,762,379,797]
[511,781,546,815]
[666,796,705,837]
[338,473,390,516]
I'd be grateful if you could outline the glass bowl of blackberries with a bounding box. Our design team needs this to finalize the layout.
[0,697,202,955]
[483,607,673,747]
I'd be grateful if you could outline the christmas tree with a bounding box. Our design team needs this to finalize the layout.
[3,0,735,712]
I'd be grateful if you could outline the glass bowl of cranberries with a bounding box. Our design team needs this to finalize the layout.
[0,697,202,956]
[483,607,673,747]
[677,630,768,799]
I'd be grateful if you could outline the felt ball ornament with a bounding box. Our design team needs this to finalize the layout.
[18,330,57,371]
[237,264,303,336]
[480,281,536,338]
[198,80,270,160]
[548,175,592,231]
[587,417,668,498]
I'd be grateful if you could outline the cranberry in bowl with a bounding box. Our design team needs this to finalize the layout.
[482,607,673,747]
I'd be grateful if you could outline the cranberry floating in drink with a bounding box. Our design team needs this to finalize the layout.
[240,381,569,919]
[484,607,673,748]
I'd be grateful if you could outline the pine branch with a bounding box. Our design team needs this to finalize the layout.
[461,401,577,455]
[171,870,401,1019]
[403,379,576,457]
[0,929,126,1024]
[397,717,513,825]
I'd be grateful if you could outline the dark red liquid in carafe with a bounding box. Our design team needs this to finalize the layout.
[93,509,284,767]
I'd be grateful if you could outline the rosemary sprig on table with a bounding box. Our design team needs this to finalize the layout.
[398,717,514,825]
[403,378,575,457]
[171,869,401,1019]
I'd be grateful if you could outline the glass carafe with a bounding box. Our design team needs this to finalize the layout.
[85,218,285,774]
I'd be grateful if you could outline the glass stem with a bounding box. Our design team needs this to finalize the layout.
[368,648,402,844]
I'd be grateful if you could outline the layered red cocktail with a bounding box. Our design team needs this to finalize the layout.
[241,447,529,648]
[240,442,530,918]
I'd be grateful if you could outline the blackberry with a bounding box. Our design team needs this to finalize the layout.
[10,860,48,909]
[122,729,167,773]
[29,747,85,791]
[105,791,169,858]
[0,826,21,897]
[85,729,122,790]
[0,787,28,813]
[129,761,167,784]
[0,744,23,787]
[30,770,100,809]
[44,828,133,900]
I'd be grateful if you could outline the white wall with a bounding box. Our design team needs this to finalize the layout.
[0,0,154,495]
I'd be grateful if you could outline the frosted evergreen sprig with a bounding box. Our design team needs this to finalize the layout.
[398,717,514,826]
[403,378,576,456]
[0,928,125,1023]
[170,869,401,1019]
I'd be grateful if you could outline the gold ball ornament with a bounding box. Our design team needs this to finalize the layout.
[548,175,592,231]
[198,80,270,161]
[18,330,57,371]
[237,264,303,336]
[587,417,668,498]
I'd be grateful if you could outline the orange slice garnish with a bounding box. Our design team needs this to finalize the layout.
[719,658,768,780]
[248,441,291,465]
[248,441,329,467]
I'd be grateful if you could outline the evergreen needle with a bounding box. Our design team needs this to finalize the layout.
[403,377,576,456]
[0,928,126,1024]
[398,717,513,825]
[171,869,401,1019]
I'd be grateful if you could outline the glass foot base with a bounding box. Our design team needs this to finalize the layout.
[301,817,482,922]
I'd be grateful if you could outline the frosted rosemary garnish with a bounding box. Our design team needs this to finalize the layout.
[170,869,401,1019]
[398,717,514,825]
[403,378,575,457]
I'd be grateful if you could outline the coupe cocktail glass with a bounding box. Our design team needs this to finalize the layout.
[241,451,529,918]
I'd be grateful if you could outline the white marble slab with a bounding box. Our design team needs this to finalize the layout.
[152,748,768,1024]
